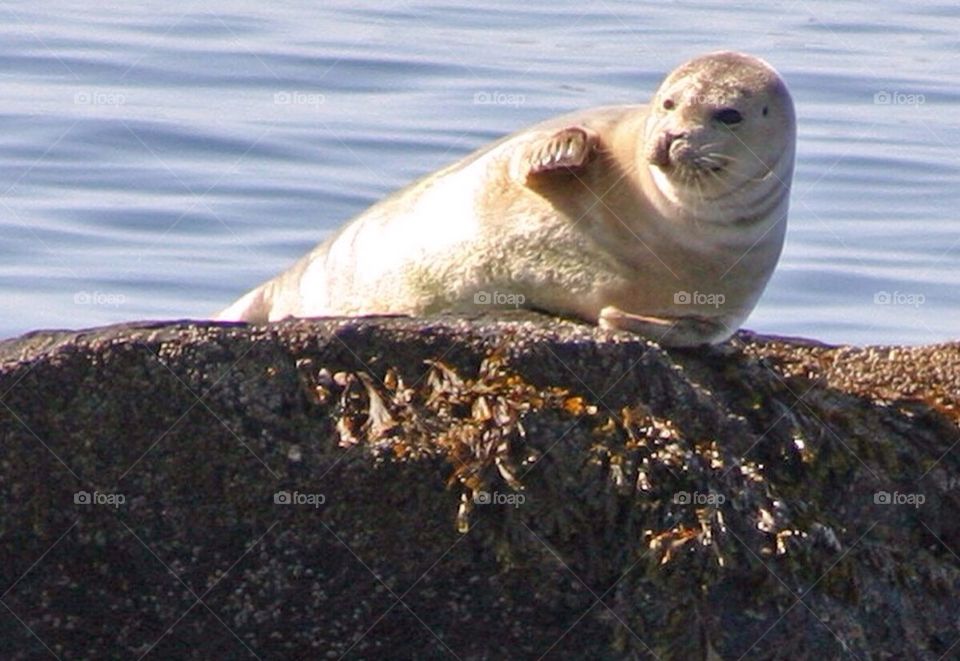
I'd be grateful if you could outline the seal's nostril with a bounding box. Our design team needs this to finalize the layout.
[650,132,674,167]
[649,131,689,168]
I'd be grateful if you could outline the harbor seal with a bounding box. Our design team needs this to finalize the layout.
[216,51,796,347]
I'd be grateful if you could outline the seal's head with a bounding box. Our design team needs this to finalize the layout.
[645,51,795,210]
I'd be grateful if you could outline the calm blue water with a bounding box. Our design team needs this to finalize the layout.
[1,1,958,345]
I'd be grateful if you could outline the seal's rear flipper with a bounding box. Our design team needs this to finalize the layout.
[214,285,270,323]
[511,127,599,181]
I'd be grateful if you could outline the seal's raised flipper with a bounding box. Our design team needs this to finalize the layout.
[598,306,728,348]
[510,127,599,181]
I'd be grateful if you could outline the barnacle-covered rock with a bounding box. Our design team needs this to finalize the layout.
[0,314,958,659]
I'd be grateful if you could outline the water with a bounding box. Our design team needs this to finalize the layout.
[1,0,958,346]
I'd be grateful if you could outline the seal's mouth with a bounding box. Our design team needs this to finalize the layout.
[649,131,731,181]
[645,129,772,206]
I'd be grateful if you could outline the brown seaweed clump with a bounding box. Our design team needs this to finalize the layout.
[309,350,595,532]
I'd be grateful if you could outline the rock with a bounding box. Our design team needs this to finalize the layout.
[0,314,958,659]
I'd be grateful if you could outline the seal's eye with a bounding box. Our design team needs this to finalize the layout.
[713,108,742,125]
[662,99,675,111]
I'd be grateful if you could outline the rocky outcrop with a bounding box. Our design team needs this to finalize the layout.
[0,314,958,659]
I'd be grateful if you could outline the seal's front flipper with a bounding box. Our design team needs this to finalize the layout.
[511,127,599,181]
[598,306,727,348]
